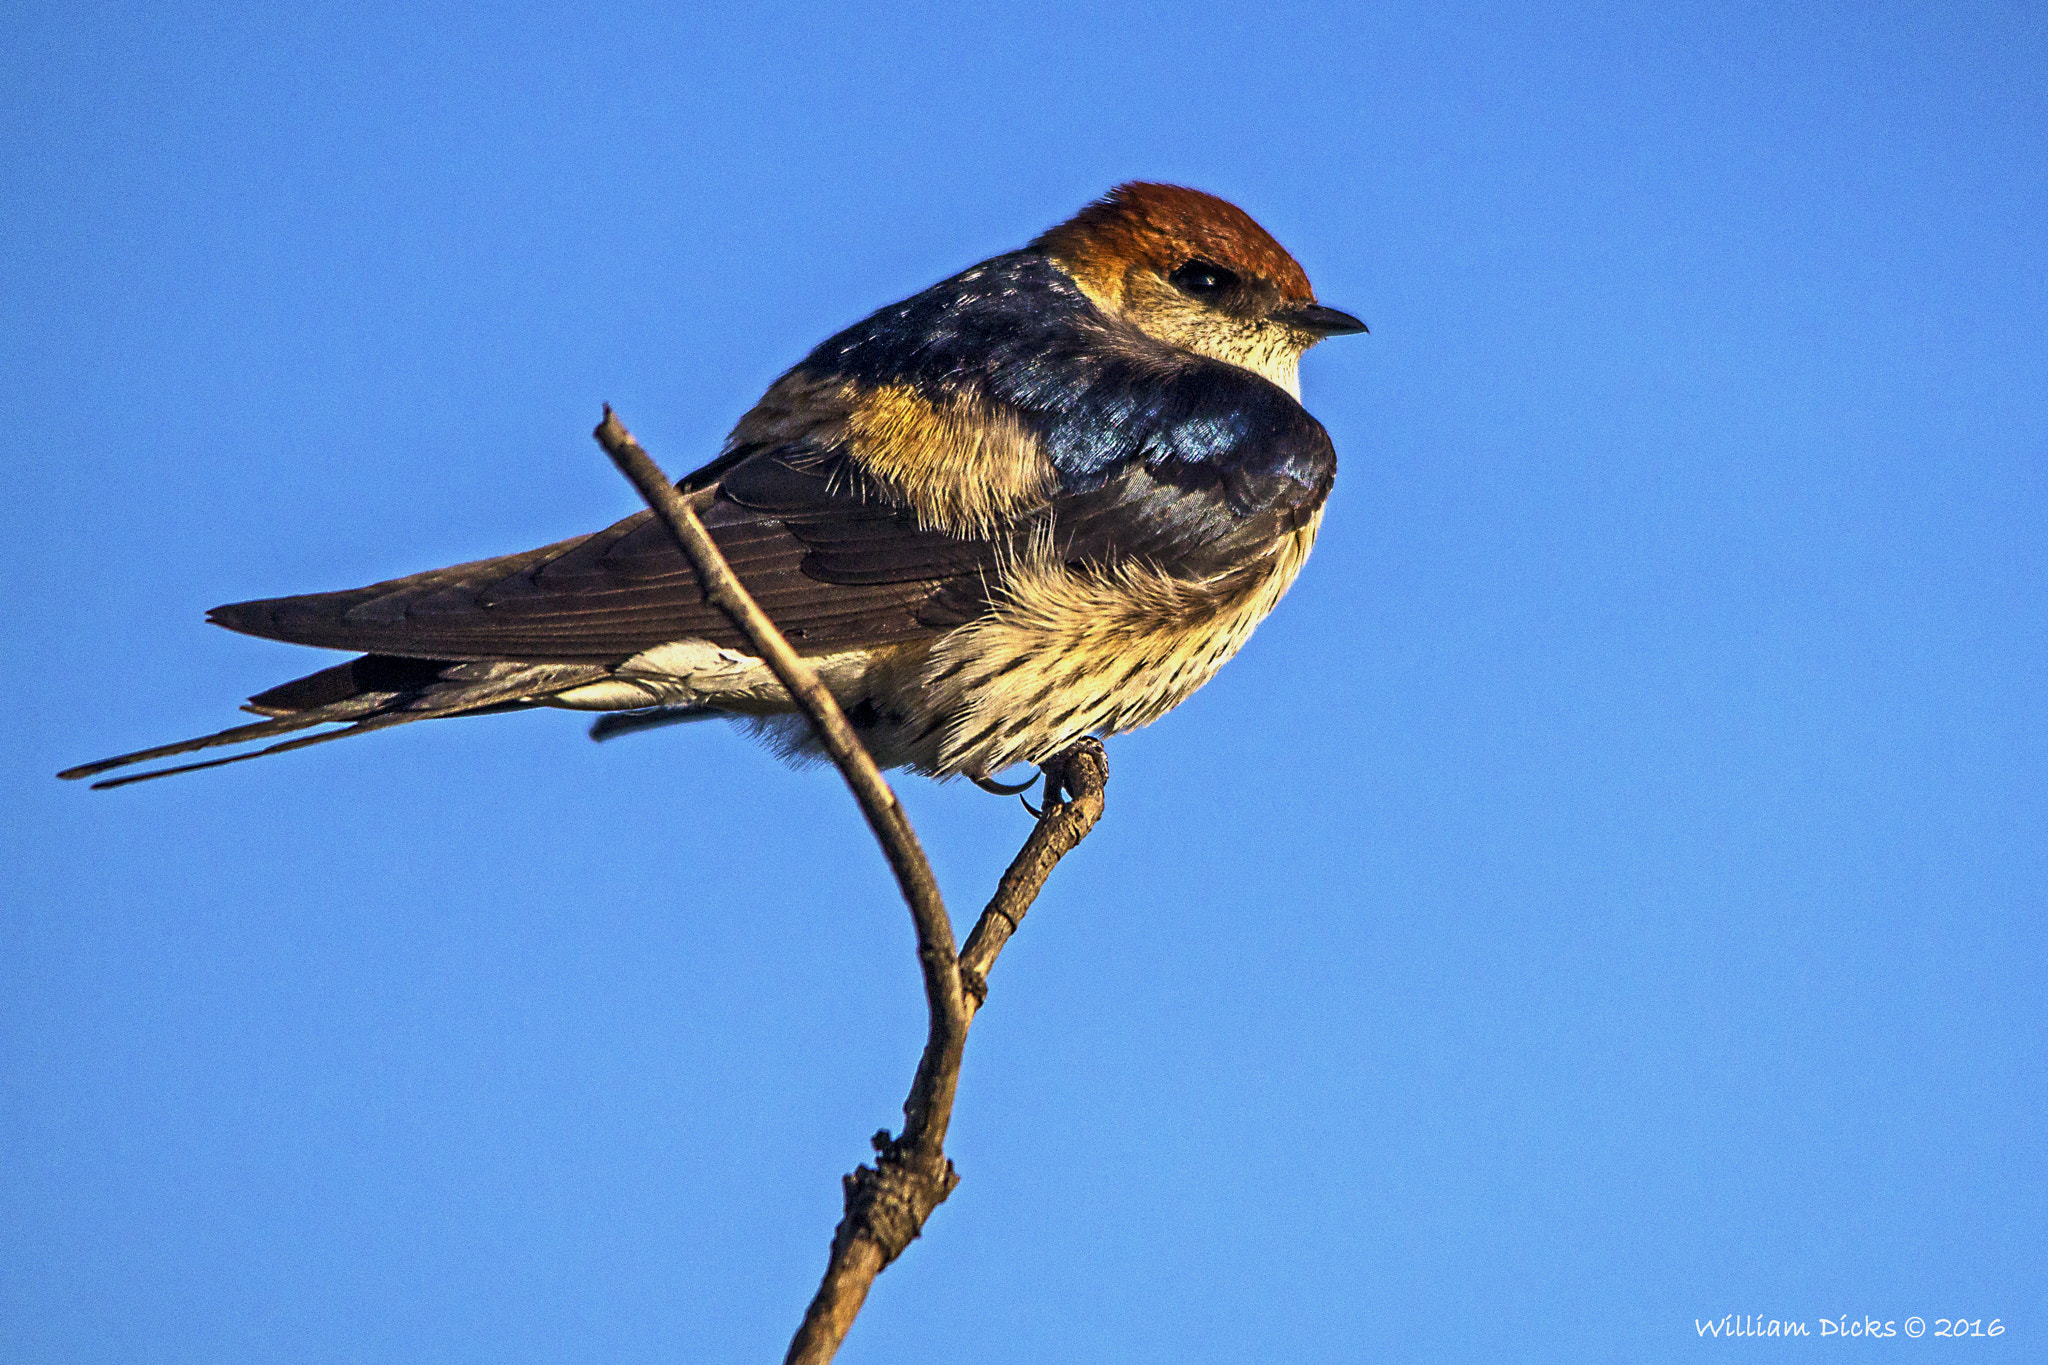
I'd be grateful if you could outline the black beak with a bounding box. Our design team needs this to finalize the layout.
[1276,303,1368,337]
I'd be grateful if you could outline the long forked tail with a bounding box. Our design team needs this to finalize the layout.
[56,709,456,789]
[58,656,610,789]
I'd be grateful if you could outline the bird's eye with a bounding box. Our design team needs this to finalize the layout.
[1169,259,1239,299]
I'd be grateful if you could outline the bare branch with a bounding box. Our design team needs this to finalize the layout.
[788,743,1108,1363]
[592,407,956,998]
[959,740,1108,1003]
[591,409,1107,1365]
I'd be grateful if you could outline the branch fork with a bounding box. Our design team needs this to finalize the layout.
[592,407,1107,1364]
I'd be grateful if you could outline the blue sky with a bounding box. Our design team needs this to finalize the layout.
[4,2,2042,1361]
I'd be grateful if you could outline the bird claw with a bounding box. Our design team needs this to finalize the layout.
[1019,753,1073,819]
[978,737,1107,817]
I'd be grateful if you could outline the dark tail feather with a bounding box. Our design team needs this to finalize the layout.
[243,654,453,716]
[60,656,612,789]
[588,705,720,742]
[82,714,417,789]
[57,710,357,783]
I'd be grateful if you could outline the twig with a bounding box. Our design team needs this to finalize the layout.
[789,743,1107,1365]
[591,408,1106,1364]
[593,407,954,997]
[958,741,1109,1003]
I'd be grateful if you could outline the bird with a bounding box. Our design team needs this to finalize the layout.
[60,183,1366,791]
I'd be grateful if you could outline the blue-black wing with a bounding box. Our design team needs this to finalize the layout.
[209,252,1335,663]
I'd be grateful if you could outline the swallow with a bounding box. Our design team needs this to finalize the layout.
[61,183,1366,790]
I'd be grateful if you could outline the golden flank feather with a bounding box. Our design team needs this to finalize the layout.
[916,509,1324,777]
[721,374,1055,536]
[845,385,1055,536]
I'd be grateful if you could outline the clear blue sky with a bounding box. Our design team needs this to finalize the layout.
[4,2,2042,1360]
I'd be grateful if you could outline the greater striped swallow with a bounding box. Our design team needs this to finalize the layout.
[62,183,1366,790]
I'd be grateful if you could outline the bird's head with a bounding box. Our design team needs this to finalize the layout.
[1031,182,1365,397]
